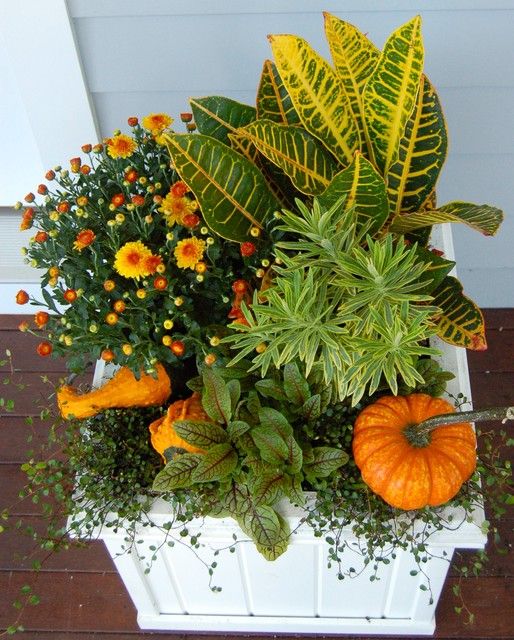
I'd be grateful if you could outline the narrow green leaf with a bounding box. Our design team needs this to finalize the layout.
[190,96,256,144]
[192,443,238,482]
[285,435,303,473]
[164,133,281,242]
[226,379,241,413]
[152,454,203,491]
[173,419,228,448]
[202,367,232,424]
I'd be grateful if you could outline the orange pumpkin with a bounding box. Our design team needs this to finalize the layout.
[57,364,171,419]
[149,392,210,462]
[352,393,477,510]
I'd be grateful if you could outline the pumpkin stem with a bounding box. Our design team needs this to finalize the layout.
[415,406,514,435]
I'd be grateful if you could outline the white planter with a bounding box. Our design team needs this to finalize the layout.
[82,225,486,635]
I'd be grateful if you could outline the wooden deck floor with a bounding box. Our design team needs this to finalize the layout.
[0,311,512,639]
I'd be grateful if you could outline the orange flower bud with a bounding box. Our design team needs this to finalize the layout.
[24,193,35,203]
[103,280,115,292]
[153,276,168,290]
[153,194,163,204]
[204,353,217,366]
[180,113,193,123]
[182,213,200,228]
[20,208,34,231]
[127,116,138,127]
[81,144,92,153]
[232,279,248,295]
[57,201,70,213]
[34,311,50,328]
[70,157,81,173]
[195,261,207,274]
[112,299,126,313]
[170,340,185,357]
[92,144,103,153]
[240,241,256,257]
[186,122,197,132]
[131,194,145,206]
[105,312,118,325]
[101,348,115,362]
[63,289,77,303]
[34,231,48,243]
[45,170,56,181]
[37,184,48,195]
[76,196,88,207]
[16,290,29,305]
[170,181,189,198]
[18,321,29,332]
[80,165,91,175]
[37,341,53,357]
[111,193,125,207]
[125,169,138,183]
[48,266,60,278]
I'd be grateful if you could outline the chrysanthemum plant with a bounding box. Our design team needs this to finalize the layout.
[12,14,512,570]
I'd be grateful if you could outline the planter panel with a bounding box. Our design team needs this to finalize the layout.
[85,225,486,634]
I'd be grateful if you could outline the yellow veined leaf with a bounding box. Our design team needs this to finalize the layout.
[239,119,338,195]
[269,34,360,166]
[431,276,487,350]
[190,96,256,145]
[389,201,504,236]
[164,133,281,243]
[256,59,301,125]
[318,152,389,235]
[387,74,448,215]
[323,12,379,158]
[413,245,455,294]
[363,16,424,174]
[228,130,300,208]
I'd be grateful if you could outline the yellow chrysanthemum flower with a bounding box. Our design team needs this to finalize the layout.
[114,241,153,279]
[142,113,173,135]
[174,237,206,270]
[159,192,198,226]
[105,134,137,159]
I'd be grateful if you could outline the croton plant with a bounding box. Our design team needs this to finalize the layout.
[14,13,511,562]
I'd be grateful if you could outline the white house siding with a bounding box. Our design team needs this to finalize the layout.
[1,1,512,309]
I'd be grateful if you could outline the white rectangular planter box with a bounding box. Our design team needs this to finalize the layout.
[82,225,486,635]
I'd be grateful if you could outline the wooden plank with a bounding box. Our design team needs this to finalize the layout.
[0,516,114,573]
[0,415,56,463]
[467,329,514,373]
[483,308,514,330]
[0,569,511,636]
[470,371,514,407]
[0,331,69,373]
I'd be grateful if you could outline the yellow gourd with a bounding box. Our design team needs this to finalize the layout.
[149,392,209,462]
[57,364,171,419]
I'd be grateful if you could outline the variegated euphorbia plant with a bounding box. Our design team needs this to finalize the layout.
[163,13,503,351]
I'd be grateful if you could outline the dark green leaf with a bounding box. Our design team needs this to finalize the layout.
[249,471,285,506]
[255,378,288,401]
[283,362,310,405]
[282,474,305,506]
[226,379,241,413]
[174,419,227,448]
[190,96,256,145]
[258,406,293,439]
[192,443,238,482]
[252,425,289,465]
[202,367,232,424]
[305,447,349,478]
[300,394,321,421]
[227,420,251,440]
[152,454,203,491]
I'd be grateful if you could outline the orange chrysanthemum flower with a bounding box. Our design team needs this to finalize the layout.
[114,241,158,280]
[174,237,206,270]
[142,113,173,135]
[105,133,137,159]
[20,208,34,230]
[159,192,198,226]
[73,229,96,251]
